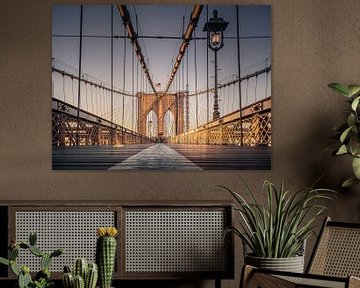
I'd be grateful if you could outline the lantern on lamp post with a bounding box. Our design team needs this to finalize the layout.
[203,10,229,120]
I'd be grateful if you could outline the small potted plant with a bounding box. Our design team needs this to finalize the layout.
[0,232,63,288]
[328,83,360,187]
[96,227,118,288]
[221,179,335,273]
[62,258,98,288]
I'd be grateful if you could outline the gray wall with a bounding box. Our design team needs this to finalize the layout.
[1,0,360,287]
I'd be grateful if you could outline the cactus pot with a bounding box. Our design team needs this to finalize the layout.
[245,254,305,273]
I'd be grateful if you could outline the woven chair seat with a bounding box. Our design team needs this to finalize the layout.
[277,274,347,288]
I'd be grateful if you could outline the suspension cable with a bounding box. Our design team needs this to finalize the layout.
[177,56,181,135]
[117,5,158,96]
[136,43,139,132]
[111,5,114,142]
[85,81,88,112]
[76,5,83,146]
[163,5,203,96]
[52,67,135,97]
[232,81,236,110]
[255,75,258,102]
[236,5,243,146]
[132,38,135,131]
[186,44,189,132]
[130,5,203,130]
[187,66,271,97]
[90,83,94,114]
[181,48,185,92]
[206,5,209,123]
[71,77,75,105]
[122,25,127,127]
[194,30,198,128]
[225,86,229,115]
[53,34,271,41]
[99,86,102,118]
[265,57,269,98]
[62,74,66,102]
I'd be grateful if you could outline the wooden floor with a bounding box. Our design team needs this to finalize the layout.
[52,143,271,170]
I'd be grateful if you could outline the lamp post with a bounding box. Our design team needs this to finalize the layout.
[203,10,229,120]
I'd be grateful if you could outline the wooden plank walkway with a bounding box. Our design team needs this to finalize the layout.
[108,144,202,170]
[169,144,271,170]
[52,144,271,170]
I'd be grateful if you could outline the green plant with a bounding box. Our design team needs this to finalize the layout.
[74,258,88,280]
[96,227,118,288]
[328,83,360,187]
[85,262,98,288]
[222,179,335,258]
[62,258,98,288]
[32,278,54,288]
[0,232,63,288]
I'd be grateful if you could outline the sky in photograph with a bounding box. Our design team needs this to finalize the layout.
[52,5,271,133]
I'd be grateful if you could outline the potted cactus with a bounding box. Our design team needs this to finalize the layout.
[0,232,63,288]
[96,227,118,288]
[62,258,98,288]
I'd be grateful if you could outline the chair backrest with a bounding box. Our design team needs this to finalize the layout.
[307,217,360,277]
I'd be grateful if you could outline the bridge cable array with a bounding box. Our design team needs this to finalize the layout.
[117,5,158,97]
[52,4,271,140]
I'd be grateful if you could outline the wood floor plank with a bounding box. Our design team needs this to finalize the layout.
[52,144,271,170]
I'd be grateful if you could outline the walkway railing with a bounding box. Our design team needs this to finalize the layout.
[168,97,271,146]
[52,96,271,147]
[52,98,153,146]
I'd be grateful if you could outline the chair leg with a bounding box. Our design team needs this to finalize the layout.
[240,265,255,288]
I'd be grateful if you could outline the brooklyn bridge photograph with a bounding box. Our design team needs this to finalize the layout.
[52,5,271,170]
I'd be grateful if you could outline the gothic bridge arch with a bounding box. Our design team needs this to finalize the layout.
[138,92,185,138]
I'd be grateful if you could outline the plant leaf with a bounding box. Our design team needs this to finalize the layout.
[349,135,360,157]
[336,144,348,155]
[328,83,351,97]
[10,261,20,276]
[352,157,360,179]
[342,177,360,188]
[347,85,360,97]
[347,114,356,127]
[340,126,353,143]
[0,257,9,266]
[351,95,360,111]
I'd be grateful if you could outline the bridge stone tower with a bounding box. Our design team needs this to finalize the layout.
[138,92,185,138]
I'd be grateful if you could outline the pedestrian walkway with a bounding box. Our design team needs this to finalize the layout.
[108,143,203,170]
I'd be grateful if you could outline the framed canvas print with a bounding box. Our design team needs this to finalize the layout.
[52,5,271,170]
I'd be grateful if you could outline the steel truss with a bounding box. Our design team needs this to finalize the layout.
[168,97,271,146]
[52,98,153,146]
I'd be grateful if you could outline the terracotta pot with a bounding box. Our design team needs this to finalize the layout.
[245,254,305,273]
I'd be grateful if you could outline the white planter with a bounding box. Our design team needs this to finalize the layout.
[245,254,305,273]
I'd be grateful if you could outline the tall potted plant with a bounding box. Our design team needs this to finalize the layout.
[222,179,334,273]
[328,83,360,187]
